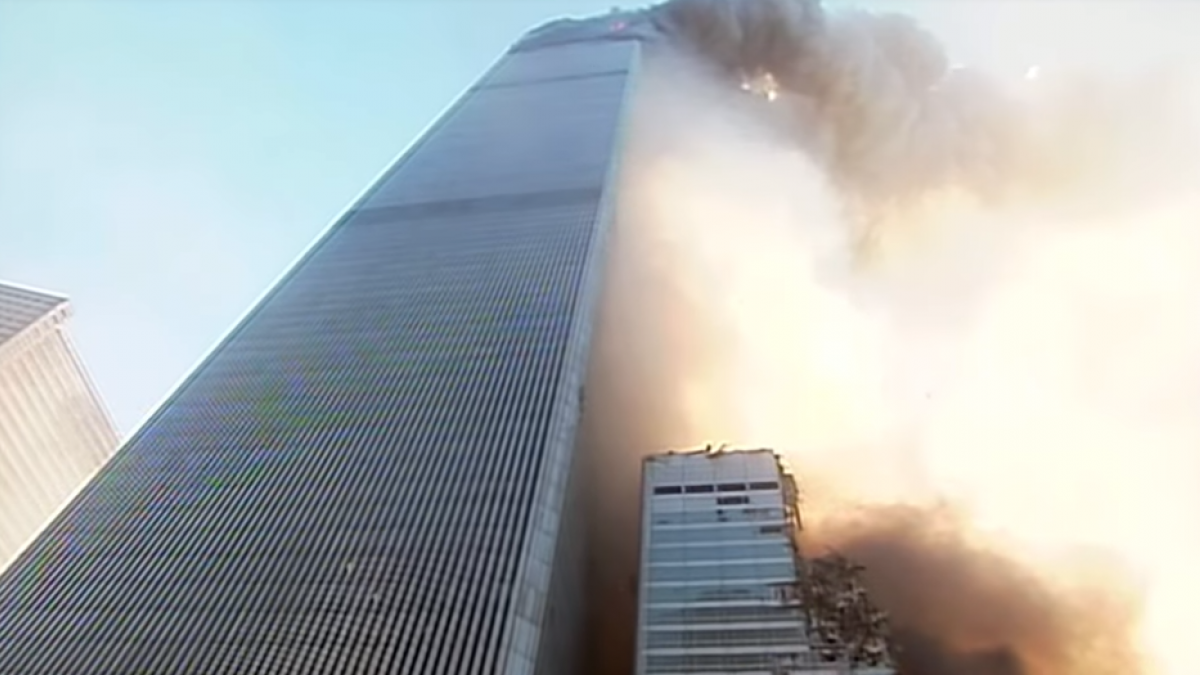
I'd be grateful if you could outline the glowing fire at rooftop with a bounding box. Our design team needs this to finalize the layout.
[740,70,780,101]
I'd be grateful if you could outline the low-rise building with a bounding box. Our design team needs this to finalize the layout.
[634,446,895,674]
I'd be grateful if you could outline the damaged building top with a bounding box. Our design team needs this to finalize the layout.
[635,446,895,674]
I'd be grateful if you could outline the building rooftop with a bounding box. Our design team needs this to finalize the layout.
[514,7,659,52]
[0,280,67,346]
[643,445,796,491]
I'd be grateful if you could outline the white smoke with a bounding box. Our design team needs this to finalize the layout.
[583,1,1200,669]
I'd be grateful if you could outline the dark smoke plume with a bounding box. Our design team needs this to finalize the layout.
[650,0,1019,209]
[803,505,1144,675]
[649,0,1198,224]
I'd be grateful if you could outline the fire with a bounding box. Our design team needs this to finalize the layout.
[740,70,780,101]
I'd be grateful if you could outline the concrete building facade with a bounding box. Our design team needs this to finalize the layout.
[0,281,119,571]
[635,449,813,673]
[635,448,895,675]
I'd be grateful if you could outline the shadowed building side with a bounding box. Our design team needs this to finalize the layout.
[0,281,119,572]
[0,22,645,675]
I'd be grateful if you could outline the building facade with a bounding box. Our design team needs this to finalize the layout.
[0,16,647,675]
[634,448,895,675]
[635,448,813,674]
[0,281,119,571]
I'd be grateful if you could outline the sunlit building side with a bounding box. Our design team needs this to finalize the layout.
[0,281,119,571]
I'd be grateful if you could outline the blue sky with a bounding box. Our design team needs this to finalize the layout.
[0,0,624,432]
[1,0,1193,434]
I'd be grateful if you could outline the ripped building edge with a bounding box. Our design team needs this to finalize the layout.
[635,445,896,674]
[515,6,784,103]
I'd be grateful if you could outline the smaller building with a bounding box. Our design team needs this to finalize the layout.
[0,280,119,571]
[634,446,895,674]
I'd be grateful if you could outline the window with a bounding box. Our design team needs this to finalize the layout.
[647,651,808,671]
[653,485,682,495]
[716,495,749,506]
[652,525,766,545]
[749,481,779,491]
[717,482,746,492]
[647,560,797,583]
[683,484,714,494]
[646,582,774,604]
[646,604,804,626]
[648,541,791,564]
[644,626,806,649]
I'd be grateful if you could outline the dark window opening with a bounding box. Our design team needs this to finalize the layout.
[716,495,749,506]
[684,484,715,494]
[759,525,784,534]
[749,481,779,491]
[717,482,746,492]
[653,485,683,495]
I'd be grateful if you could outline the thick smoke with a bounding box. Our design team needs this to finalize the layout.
[807,506,1144,674]
[581,2,1200,674]
[652,0,1014,210]
[650,0,1200,247]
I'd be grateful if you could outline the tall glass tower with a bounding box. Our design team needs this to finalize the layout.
[0,14,648,675]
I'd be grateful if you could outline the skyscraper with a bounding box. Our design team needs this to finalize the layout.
[0,13,649,675]
[0,280,119,571]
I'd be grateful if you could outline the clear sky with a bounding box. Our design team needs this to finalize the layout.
[0,0,625,433]
[1,0,1194,434]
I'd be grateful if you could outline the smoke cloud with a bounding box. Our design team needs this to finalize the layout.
[649,0,1200,246]
[580,2,1200,674]
[807,506,1144,675]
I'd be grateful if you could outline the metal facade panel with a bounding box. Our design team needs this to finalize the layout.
[368,74,629,207]
[0,39,639,675]
[0,325,119,570]
[0,281,64,346]
[487,40,635,86]
[635,451,808,675]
